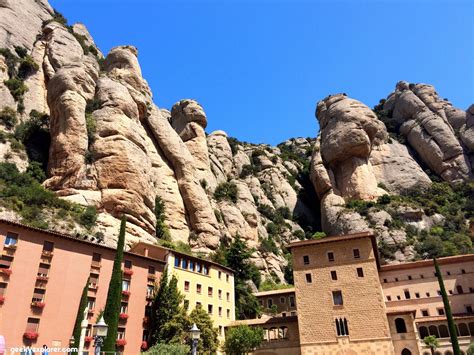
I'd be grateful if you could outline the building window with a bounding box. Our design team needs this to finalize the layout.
[259,300,264,306]
[356,268,364,278]
[227,309,230,318]
[303,255,310,265]
[282,312,286,317]
[203,265,209,275]
[218,306,222,317]
[332,291,343,306]
[208,287,213,297]
[196,262,202,273]
[43,241,54,252]
[4,232,18,246]
[383,278,387,283]
[226,292,230,302]
[437,290,441,296]
[174,257,180,267]
[218,289,222,299]
[0,282,6,296]
[421,309,429,317]
[397,295,401,300]
[395,277,399,282]
[124,260,132,269]
[147,285,154,298]
[327,252,334,262]
[420,274,424,279]
[404,290,411,299]
[148,266,155,275]
[386,296,391,301]
[426,292,430,297]
[466,305,473,314]
[415,292,420,298]
[408,275,412,280]
[196,284,201,294]
[335,318,349,336]
[289,296,295,307]
[446,271,451,276]
[461,269,466,274]
[184,281,190,292]
[267,299,273,308]
[189,260,195,271]
[305,273,312,283]
[395,318,407,333]
[120,303,127,314]
[470,287,474,293]
[208,304,213,315]
[280,297,285,304]
[92,253,102,262]
[226,274,229,282]
[331,271,337,280]
[87,298,96,310]
[181,259,188,269]
[26,318,40,332]
[456,285,464,294]
[184,299,189,310]
[437,308,445,316]
[353,249,360,259]
[218,271,222,279]
[449,290,453,295]
[122,280,130,291]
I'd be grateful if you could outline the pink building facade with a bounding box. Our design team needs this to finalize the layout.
[0,219,166,354]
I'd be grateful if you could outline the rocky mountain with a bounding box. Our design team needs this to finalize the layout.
[0,0,472,283]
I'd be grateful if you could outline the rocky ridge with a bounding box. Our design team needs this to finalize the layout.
[0,0,472,282]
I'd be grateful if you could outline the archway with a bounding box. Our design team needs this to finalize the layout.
[401,348,412,355]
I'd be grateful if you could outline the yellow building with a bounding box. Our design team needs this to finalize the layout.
[130,242,235,342]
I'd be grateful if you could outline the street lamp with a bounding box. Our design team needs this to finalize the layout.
[92,316,108,355]
[189,323,201,355]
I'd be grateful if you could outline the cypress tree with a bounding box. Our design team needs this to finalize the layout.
[102,216,126,352]
[434,257,461,355]
[72,277,89,354]
[148,270,183,346]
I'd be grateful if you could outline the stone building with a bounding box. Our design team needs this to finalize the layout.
[228,232,474,355]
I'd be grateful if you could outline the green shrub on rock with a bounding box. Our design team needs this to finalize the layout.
[0,107,17,129]
[214,182,238,203]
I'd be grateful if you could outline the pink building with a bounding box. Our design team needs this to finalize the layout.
[0,219,166,353]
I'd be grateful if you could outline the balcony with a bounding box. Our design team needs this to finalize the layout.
[88,283,99,291]
[36,275,48,282]
[41,250,53,258]
[0,295,5,304]
[23,331,39,340]
[0,268,12,277]
[31,300,46,309]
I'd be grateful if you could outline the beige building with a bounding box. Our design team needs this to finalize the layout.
[130,243,236,342]
[226,232,474,355]
[255,288,297,317]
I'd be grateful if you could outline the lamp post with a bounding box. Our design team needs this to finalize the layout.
[189,323,201,355]
[92,316,108,355]
[69,336,75,354]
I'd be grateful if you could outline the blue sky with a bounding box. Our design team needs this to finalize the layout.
[49,0,473,145]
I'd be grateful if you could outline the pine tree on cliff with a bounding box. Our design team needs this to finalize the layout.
[434,257,461,355]
[148,269,183,345]
[102,216,126,352]
[71,277,89,354]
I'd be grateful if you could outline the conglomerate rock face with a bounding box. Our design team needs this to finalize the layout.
[0,0,472,278]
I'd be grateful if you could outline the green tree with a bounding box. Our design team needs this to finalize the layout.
[144,343,190,355]
[224,325,264,355]
[155,196,171,240]
[423,335,440,355]
[149,271,184,345]
[71,277,89,354]
[434,257,461,355]
[467,343,474,355]
[102,216,126,352]
[217,235,261,319]
[187,307,219,353]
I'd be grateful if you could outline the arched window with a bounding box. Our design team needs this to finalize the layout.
[445,351,453,355]
[269,327,277,341]
[419,326,429,339]
[278,327,284,339]
[402,349,412,355]
[438,324,449,338]
[280,326,288,339]
[469,322,474,335]
[263,328,268,341]
[458,323,469,336]
[428,325,440,338]
[395,318,407,333]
